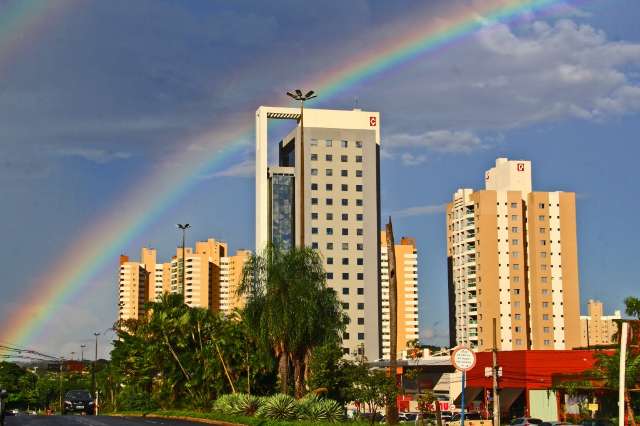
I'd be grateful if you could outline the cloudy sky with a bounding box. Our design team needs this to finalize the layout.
[1,0,639,358]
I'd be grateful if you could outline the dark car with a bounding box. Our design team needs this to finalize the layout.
[451,411,483,421]
[63,390,94,415]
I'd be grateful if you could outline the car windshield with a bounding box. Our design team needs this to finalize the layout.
[65,390,91,400]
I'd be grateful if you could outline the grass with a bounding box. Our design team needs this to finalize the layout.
[111,409,373,426]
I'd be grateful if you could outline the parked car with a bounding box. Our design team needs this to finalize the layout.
[399,412,419,422]
[63,389,94,415]
[511,417,544,426]
[542,421,573,426]
[451,411,483,421]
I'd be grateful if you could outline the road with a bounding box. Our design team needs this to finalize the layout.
[4,415,209,426]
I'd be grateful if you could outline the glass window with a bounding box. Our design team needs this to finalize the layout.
[327,257,333,265]
[342,288,349,295]
[512,276,520,282]
[511,215,518,221]
[311,153,318,161]
[342,213,348,220]
[326,242,334,250]
[357,333,365,340]
[357,302,364,310]
[326,183,333,191]
[540,240,547,245]
[311,198,318,205]
[341,184,348,191]
[342,273,349,280]
[542,302,549,308]
[541,277,548,283]
[326,272,333,279]
[544,339,551,345]
[326,212,333,220]
[311,168,318,176]
[356,141,363,148]
[511,226,519,233]
[357,243,364,250]
[342,242,349,250]
[512,239,519,245]
[515,339,523,345]
[356,199,363,206]
[326,198,333,205]
[356,184,363,192]
[539,227,545,234]
[325,154,332,161]
[311,139,318,146]
[342,228,349,236]
[514,314,522,320]
[543,314,550,320]
[513,289,520,295]
[311,183,318,190]
[342,258,349,265]
[341,169,348,177]
[543,327,550,333]
[357,228,363,236]
[538,215,545,221]
[513,264,520,270]
[342,302,349,309]
[356,155,363,163]
[538,203,545,209]
[311,212,318,220]
[326,140,333,147]
[326,228,333,235]
[511,202,518,208]
[341,155,348,162]
[357,273,364,280]
[357,258,363,265]
[356,170,363,177]
[542,288,548,295]
[357,288,364,295]
[341,140,348,148]
[325,169,333,176]
[356,213,363,221]
[512,251,519,258]
[341,199,348,206]
[357,317,364,325]
[311,242,318,249]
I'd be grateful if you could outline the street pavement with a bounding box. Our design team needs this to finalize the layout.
[4,415,209,426]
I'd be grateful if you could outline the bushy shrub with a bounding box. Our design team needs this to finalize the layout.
[256,393,299,420]
[212,393,243,414]
[297,394,343,422]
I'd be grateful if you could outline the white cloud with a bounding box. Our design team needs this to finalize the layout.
[58,148,132,164]
[400,152,427,166]
[387,130,482,153]
[390,203,447,218]
[206,158,255,178]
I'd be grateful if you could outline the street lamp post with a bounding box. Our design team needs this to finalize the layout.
[286,89,316,247]
[176,224,191,295]
[80,344,86,362]
[92,332,99,406]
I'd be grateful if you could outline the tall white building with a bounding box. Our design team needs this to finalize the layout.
[256,106,382,358]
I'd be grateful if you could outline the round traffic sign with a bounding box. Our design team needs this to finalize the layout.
[451,346,476,371]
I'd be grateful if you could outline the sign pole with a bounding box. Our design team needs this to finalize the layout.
[451,346,476,426]
[618,321,628,426]
[461,370,466,426]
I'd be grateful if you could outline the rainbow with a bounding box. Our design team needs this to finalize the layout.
[0,0,568,350]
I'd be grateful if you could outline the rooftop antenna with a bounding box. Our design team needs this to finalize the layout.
[353,96,359,109]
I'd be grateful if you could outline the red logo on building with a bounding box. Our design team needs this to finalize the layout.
[369,116,377,127]
[517,163,525,172]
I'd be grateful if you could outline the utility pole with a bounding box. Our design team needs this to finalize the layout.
[618,321,628,426]
[92,332,100,411]
[176,223,191,295]
[385,217,399,425]
[492,318,500,426]
[286,89,316,247]
[80,344,86,362]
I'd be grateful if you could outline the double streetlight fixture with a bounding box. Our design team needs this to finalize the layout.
[286,89,316,247]
[176,223,191,295]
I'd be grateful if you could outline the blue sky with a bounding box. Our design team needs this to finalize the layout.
[1,0,639,357]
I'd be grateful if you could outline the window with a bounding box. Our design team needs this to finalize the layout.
[356,184,363,192]
[311,139,318,146]
[541,277,548,283]
[342,228,349,236]
[357,258,364,265]
[538,215,545,221]
[311,197,318,205]
[542,302,549,308]
[342,302,349,309]
[341,199,348,206]
[515,339,523,346]
[342,273,349,280]
[541,264,547,271]
[356,155,363,163]
[511,215,518,221]
[514,314,522,320]
[342,242,349,250]
[311,212,318,220]
[341,169,348,177]
[342,258,349,265]
[540,240,547,246]
[543,314,550,320]
[511,202,518,208]
[326,272,333,279]
[356,199,363,206]
[539,227,545,234]
[326,242,334,250]
[512,251,519,258]
[357,288,364,295]
[514,326,522,333]
[341,155,348,162]
[512,276,520,283]
[540,252,547,258]
[511,227,519,233]
[325,169,333,176]
[325,154,333,162]
[311,242,318,249]
[341,184,348,191]
[543,327,550,333]
[327,257,334,265]
[326,183,333,191]
[538,203,545,209]
[513,289,520,295]
[326,198,333,205]
[513,264,520,270]
[311,168,318,176]
[544,339,551,345]
[341,213,348,221]
[356,170,363,177]
[342,288,349,295]
[357,317,365,325]
[513,301,521,308]
[326,140,333,147]
[311,183,318,190]
[341,140,348,148]
[357,273,364,280]
[357,243,364,250]
[356,141,363,148]
[311,153,318,161]
[357,228,363,236]
[312,227,318,234]
[357,303,364,310]
[512,239,519,245]
[356,213,363,221]
[326,212,333,220]
[326,228,333,235]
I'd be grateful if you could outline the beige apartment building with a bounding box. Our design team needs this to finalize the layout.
[118,239,250,320]
[447,158,581,351]
[380,232,420,359]
[580,299,621,347]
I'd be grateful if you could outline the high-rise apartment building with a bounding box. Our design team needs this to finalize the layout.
[580,299,621,347]
[256,106,381,358]
[220,249,252,314]
[447,158,581,351]
[380,232,420,359]
[118,239,250,320]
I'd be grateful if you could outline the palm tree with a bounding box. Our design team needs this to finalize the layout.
[238,244,344,397]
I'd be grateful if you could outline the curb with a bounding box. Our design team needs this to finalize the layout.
[109,413,246,426]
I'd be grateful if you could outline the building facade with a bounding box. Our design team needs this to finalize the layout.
[380,231,420,359]
[220,249,252,314]
[580,299,621,347]
[447,158,581,351]
[118,252,150,321]
[256,106,382,358]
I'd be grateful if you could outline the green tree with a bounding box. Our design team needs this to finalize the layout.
[307,341,358,404]
[351,365,398,425]
[239,244,344,397]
